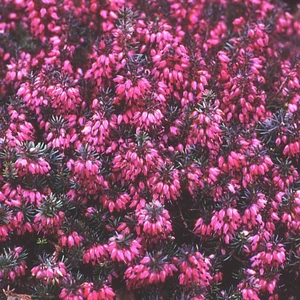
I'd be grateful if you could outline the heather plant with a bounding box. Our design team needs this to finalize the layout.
[0,0,299,299]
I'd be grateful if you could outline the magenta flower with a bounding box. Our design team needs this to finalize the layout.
[107,233,142,263]
[31,260,69,285]
[0,247,27,282]
[124,251,177,289]
[0,0,299,298]
[83,244,108,266]
[177,246,213,288]
[82,282,115,300]
[135,200,173,241]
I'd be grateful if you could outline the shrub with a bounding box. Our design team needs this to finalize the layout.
[0,0,299,299]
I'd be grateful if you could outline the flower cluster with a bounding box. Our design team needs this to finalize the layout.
[124,250,178,289]
[0,0,299,299]
[177,246,213,289]
[0,247,27,281]
[106,233,142,263]
[31,259,69,285]
[135,200,173,242]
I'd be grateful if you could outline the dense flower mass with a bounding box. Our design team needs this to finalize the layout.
[0,0,299,299]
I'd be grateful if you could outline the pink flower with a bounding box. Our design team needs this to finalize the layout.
[0,247,27,282]
[107,233,142,263]
[83,244,108,265]
[59,231,84,248]
[31,260,69,285]
[124,251,177,289]
[135,200,173,241]
[195,208,241,243]
[177,246,213,288]
[148,163,181,201]
[82,282,115,300]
